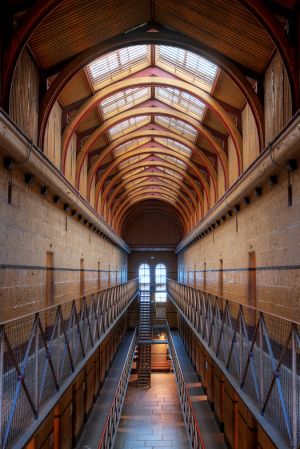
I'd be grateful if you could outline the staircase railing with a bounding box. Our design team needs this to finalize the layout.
[98,329,137,449]
[167,279,300,449]
[137,292,152,388]
[168,329,206,449]
[0,279,138,449]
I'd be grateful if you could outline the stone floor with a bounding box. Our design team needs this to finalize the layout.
[113,373,190,449]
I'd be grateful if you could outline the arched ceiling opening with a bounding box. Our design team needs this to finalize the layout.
[4,0,296,243]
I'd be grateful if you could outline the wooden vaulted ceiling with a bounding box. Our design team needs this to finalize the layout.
[5,0,297,239]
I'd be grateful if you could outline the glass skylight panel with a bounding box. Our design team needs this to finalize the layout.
[113,138,150,157]
[155,87,206,120]
[164,155,187,169]
[155,116,198,141]
[157,138,191,157]
[100,87,151,118]
[108,116,150,140]
[86,45,149,89]
[157,46,218,91]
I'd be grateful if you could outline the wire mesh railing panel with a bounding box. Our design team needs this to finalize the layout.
[0,279,138,449]
[167,279,300,449]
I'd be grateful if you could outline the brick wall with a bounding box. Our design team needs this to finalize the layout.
[0,157,127,322]
[178,164,300,322]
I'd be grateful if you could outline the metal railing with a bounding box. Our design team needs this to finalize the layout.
[167,279,300,449]
[168,329,206,449]
[98,329,137,449]
[0,280,138,449]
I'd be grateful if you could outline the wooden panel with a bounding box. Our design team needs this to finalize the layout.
[203,109,228,135]
[84,357,95,418]
[258,425,278,449]
[228,136,239,187]
[54,385,73,449]
[64,133,77,185]
[26,412,54,449]
[9,48,39,145]
[242,103,260,170]
[264,51,292,144]
[237,397,257,449]
[206,355,214,407]
[155,0,274,72]
[224,379,238,449]
[28,0,151,69]
[213,71,246,110]
[72,369,85,445]
[213,363,224,426]
[79,157,88,198]
[44,101,62,169]
[124,210,181,246]
[58,69,91,108]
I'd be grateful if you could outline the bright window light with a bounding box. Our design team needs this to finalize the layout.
[100,87,151,118]
[155,87,206,120]
[155,115,198,141]
[108,116,150,140]
[156,138,191,157]
[139,263,150,291]
[86,45,149,88]
[113,138,150,157]
[157,46,218,91]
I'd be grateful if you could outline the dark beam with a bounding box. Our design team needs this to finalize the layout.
[238,0,299,111]
[39,30,264,151]
[1,0,62,109]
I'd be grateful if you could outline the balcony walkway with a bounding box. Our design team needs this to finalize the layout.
[76,331,134,449]
[113,372,190,449]
[171,331,227,449]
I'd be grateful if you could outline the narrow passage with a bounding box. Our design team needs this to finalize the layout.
[113,372,190,449]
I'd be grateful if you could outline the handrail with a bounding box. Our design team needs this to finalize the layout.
[0,279,138,449]
[97,329,137,449]
[168,329,206,449]
[167,279,300,449]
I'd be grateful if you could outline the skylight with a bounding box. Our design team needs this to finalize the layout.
[86,45,149,90]
[113,138,151,157]
[155,116,198,141]
[108,116,150,140]
[100,87,151,119]
[156,46,218,92]
[155,87,206,120]
[156,138,191,157]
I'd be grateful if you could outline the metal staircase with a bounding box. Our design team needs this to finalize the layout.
[137,292,152,388]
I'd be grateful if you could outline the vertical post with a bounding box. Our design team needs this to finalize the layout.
[259,314,264,408]
[0,327,4,449]
[291,324,297,448]
[34,316,39,411]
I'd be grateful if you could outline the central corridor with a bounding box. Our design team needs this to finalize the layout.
[113,373,190,449]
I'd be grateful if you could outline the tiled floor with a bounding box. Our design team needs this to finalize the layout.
[113,373,190,449]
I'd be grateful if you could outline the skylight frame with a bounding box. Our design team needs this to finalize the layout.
[156,45,218,93]
[155,86,206,121]
[113,138,151,157]
[99,87,151,119]
[154,115,198,142]
[86,45,150,92]
[155,138,192,157]
[108,116,151,140]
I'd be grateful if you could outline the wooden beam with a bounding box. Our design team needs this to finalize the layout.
[238,0,299,111]
[87,129,218,201]
[1,0,62,109]
[38,30,264,152]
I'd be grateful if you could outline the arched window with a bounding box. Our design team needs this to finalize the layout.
[155,263,167,302]
[139,263,150,291]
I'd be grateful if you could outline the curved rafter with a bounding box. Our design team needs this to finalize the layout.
[113,188,190,232]
[104,171,199,227]
[94,145,215,205]
[98,160,205,219]
[109,181,195,230]
[62,78,241,178]
[38,31,265,150]
[115,194,189,235]
[87,129,217,201]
